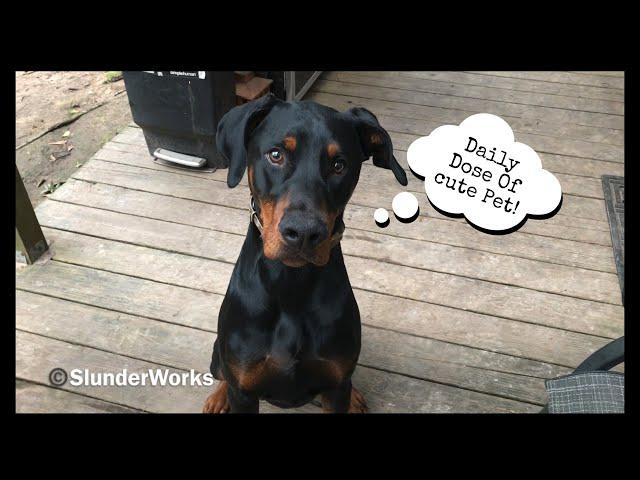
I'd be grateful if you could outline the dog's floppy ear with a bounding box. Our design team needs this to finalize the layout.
[216,93,281,188]
[345,107,407,186]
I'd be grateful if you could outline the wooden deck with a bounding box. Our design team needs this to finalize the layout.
[16,71,624,413]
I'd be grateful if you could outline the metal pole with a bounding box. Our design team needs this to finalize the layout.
[15,165,48,264]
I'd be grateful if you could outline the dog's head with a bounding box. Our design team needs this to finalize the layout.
[217,94,407,267]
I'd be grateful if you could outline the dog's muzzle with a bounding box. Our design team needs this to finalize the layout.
[249,196,344,248]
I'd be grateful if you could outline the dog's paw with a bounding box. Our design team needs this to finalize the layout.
[202,381,230,414]
[348,386,368,413]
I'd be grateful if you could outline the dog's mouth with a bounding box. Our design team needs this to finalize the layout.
[258,206,342,268]
[278,249,328,268]
[281,256,309,268]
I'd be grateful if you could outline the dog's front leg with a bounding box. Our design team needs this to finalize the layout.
[227,385,259,413]
[320,380,368,413]
[202,381,259,413]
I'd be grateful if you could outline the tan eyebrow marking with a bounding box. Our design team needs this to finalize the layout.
[370,133,382,145]
[327,143,339,158]
[283,136,297,151]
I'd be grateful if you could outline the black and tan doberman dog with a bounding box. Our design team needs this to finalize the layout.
[203,94,407,413]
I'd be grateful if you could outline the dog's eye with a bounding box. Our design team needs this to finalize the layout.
[266,148,284,165]
[333,159,346,174]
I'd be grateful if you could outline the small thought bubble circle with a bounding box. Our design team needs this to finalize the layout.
[374,208,389,224]
[392,192,419,220]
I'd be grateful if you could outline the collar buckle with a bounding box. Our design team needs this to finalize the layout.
[250,196,263,234]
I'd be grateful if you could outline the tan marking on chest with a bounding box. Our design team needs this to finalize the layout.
[312,357,357,385]
[229,356,277,392]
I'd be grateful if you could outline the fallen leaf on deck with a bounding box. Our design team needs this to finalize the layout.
[41,181,64,195]
[62,130,71,138]
[50,150,71,161]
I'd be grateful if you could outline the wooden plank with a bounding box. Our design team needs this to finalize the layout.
[311,90,624,148]
[381,125,623,165]
[323,71,624,115]
[122,87,623,145]
[92,146,614,243]
[570,71,624,78]
[386,138,614,200]
[396,149,623,183]
[384,133,616,200]
[386,71,624,102]
[14,258,570,382]
[17,270,569,381]
[18,229,622,364]
[313,79,624,130]
[307,91,623,147]
[377,123,623,173]
[70,156,617,272]
[108,132,621,206]
[102,141,616,245]
[47,177,620,303]
[16,330,215,413]
[37,190,622,307]
[16,166,49,264]
[15,330,316,413]
[468,71,624,90]
[17,290,556,405]
[349,365,539,413]
[16,324,538,414]
[16,380,141,413]
[123,124,625,177]
[18,256,227,331]
[362,162,609,224]
[39,228,622,342]
[53,178,616,273]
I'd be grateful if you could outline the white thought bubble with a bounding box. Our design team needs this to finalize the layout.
[392,192,419,220]
[407,113,562,232]
[374,207,389,224]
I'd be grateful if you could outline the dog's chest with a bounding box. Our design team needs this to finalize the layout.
[226,309,358,393]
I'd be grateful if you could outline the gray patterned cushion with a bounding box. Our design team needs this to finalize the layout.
[545,372,624,413]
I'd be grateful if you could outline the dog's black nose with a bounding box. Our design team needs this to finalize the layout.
[279,214,328,251]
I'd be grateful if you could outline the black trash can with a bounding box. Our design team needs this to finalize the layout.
[123,71,236,171]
